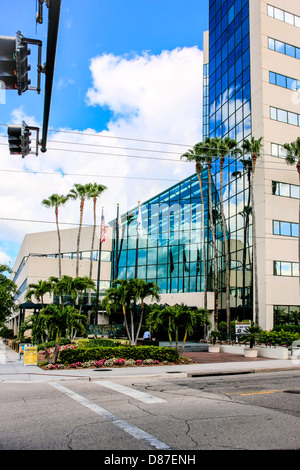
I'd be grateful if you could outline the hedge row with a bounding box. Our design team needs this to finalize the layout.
[59,345,179,364]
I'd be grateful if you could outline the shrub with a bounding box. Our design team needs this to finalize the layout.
[124,359,135,366]
[83,338,121,349]
[94,359,106,368]
[70,362,83,368]
[59,345,179,364]
[0,327,14,339]
[114,358,126,366]
[104,358,116,367]
[143,359,154,365]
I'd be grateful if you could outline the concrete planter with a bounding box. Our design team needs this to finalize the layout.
[208,345,220,353]
[244,347,258,357]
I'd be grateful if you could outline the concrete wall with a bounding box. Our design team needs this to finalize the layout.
[250,0,300,330]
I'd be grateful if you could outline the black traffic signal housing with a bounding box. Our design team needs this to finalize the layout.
[7,122,31,158]
[0,31,31,94]
[15,31,31,94]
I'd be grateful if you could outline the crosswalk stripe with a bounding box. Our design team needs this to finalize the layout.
[51,382,171,450]
[94,380,167,404]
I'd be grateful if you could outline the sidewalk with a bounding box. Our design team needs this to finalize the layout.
[1,340,300,383]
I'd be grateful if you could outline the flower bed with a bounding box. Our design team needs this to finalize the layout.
[58,344,180,364]
[42,356,193,370]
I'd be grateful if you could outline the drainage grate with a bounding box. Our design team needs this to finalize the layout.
[93,369,112,372]
[284,390,300,394]
[167,371,183,374]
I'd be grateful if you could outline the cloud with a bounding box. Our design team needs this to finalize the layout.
[0,250,11,266]
[87,47,203,143]
[0,46,203,267]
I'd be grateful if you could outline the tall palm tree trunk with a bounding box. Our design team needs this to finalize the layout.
[207,162,218,328]
[196,163,207,309]
[55,207,62,279]
[88,197,97,310]
[90,197,97,279]
[76,199,84,277]
[298,160,300,283]
[251,155,259,326]
[220,157,231,339]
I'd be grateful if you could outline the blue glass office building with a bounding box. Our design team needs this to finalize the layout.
[110,0,255,322]
[110,0,255,323]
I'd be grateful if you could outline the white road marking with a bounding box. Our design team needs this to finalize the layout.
[94,380,167,404]
[51,382,171,450]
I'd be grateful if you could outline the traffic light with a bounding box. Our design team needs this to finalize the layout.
[15,32,31,95]
[7,125,22,155]
[0,36,18,90]
[7,122,31,158]
[0,31,31,95]
[21,122,31,157]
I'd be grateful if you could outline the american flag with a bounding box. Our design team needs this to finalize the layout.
[100,208,106,243]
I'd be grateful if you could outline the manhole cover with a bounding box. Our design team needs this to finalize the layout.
[284,390,300,394]
[93,369,112,372]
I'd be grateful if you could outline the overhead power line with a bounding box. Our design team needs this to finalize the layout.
[0,215,299,240]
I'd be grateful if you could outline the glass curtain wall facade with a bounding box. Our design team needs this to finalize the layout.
[207,0,253,318]
[112,172,216,296]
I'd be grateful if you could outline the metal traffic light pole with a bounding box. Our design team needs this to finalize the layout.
[40,0,61,153]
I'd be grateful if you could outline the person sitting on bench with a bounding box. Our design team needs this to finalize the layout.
[143,330,151,340]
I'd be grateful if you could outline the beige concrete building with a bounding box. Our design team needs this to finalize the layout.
[250,0,300,329]
[203,0,299,330]
[6,226,112,335]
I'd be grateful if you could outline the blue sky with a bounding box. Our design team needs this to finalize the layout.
[0,0,208,267]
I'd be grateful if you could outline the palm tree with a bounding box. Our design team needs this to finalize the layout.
[283,136,300,273]
[49,275,95,309]
[184,138,219,328]
[236,159,252,312]
[103,279,133,343]
[103,278,160,345]
[133,279,160,344]
[211,136,238,340]
[67,183,93,276]
[25,279,53,308]
[146,304,176,347]
[181,148,207,309]
[240,137,263,326]
[41,194,68,278]
[88,182,107,279]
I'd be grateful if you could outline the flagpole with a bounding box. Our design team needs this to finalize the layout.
[96,206,105,323]
[135,201,141,279]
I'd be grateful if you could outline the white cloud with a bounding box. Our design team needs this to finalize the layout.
[0,250,11,266]
[0,46,203,267]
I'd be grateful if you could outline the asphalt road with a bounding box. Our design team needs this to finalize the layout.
[0,370,299,454]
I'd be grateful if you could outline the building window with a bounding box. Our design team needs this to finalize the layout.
[273,261,299,277]
[273,220,299,237]
[272,181,299,199]
[274,305,300,325]
[268,5,300,28]
[268,37,300,59]
[270,107,300,127]
[269,71,300,92]
[271,143,288,159]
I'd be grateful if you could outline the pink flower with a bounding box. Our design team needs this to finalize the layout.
[94,359,106,367]
[114,358,126,366]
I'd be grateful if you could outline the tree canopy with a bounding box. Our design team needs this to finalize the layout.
[0,265,19,325]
